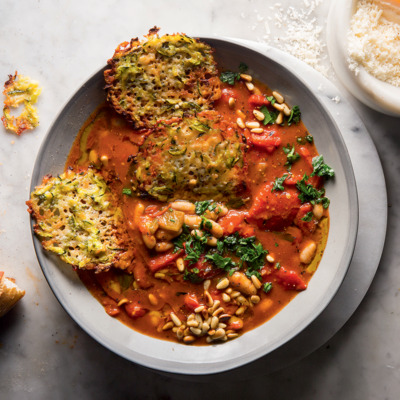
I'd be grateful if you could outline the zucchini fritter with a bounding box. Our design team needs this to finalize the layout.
[129,111,247,202]
[27,169,132,272]
[104,28,221,128]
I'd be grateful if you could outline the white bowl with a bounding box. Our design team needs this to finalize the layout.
[30,37,358,375]
[327,0,400,116]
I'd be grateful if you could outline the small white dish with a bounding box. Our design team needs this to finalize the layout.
[30,37,358,375]
[327,0,400,116]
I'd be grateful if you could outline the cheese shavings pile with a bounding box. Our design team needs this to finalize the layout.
[347,0,400,87]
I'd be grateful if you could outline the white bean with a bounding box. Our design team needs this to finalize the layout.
[300,241,317,264]
[313,203,324,220]
[169,200,196,214]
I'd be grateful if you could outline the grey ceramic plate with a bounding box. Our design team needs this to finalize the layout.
[30,37,358,375]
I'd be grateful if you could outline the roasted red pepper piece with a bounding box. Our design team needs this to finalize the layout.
[248,94,270,108]
[184,293,201,311]
[250,132,282,153]
[273,267,307,291]
[147,249,184,272]
[125,303,147,318]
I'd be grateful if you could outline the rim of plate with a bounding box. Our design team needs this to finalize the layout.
[29,36,359,375]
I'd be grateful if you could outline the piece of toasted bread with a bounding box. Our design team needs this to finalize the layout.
[104,27,221,129]
[0,272,25,317]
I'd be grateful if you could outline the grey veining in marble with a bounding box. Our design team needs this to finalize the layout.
[0,0,399,399]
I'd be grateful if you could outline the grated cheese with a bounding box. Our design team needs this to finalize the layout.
[348,0,400,87]
[258,0,328,75]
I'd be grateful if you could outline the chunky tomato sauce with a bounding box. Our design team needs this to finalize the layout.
[66,76,330,345]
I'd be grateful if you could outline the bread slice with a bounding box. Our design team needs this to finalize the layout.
[0,272,25,317]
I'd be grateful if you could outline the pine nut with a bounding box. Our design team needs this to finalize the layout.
[282,104,291,117]
[227,332,239,339]
[169,200,196,214]
[212,328,226,340]
[155,242,173,252]
[195,313,203,325]
[235,305,247,316]
[210,300,221,314]
[218,323,227,329]
[228,97,236,108]
[236,110,246,119]
[170,312,182,327]
[210,316,219,330]
[117,298,128,307]
[206,336,213,343]
[212,307,225,317]
[231,291,241,299]
[253,109,265,121]
[190,327,202,336]
[236,295,249,305]
[187,320,199,328]
[148,294,158,306]
[176,327,185,339]
[176,257,185,272]
[266,254,275,263]
[236,117,245,129]
[225,287,233,294]
[194,305,205,313]
[154,272,166,279]
[245,121,260,129]
[202,322,210,334]
[251,128,264,134]
[245,82,255,91]
[251,295,261,304]
[273,102,284,111]
[205,290,214,307]
[240,73,252,82]
[208,329,216,336]
[276,112,284,125]
[162,321,174,330]
[203,280,211,291]
[251,275,262,289]
[219,314,231,322]
[222,293,231,302]
[272,90,284,104]
[216,277,230,290]
[183,335,196,344]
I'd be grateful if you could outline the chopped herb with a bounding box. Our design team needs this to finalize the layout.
[260,105,279,125]
[263,282,272,294]
[283,145,300,170]
[122,188,132,196]
[306,134,313,143]
[266,95,276,105]
[311,155,335,179]
[272,174,288,192]
[296,174,330,209]
[301,211,314,222]
[220,71,239,85]
[205,253,236,272]
[275,262,281,270]
[287,105,301,125]
[274,243,279,247]
[195,200,213,215]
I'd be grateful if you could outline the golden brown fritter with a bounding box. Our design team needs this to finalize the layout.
[129,111,248,203]
[27,169,133,272]
[104,27,221,129]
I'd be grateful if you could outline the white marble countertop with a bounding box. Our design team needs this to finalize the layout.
[0,0,399,398]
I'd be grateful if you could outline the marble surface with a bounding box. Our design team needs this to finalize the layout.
[0,0,399,398]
